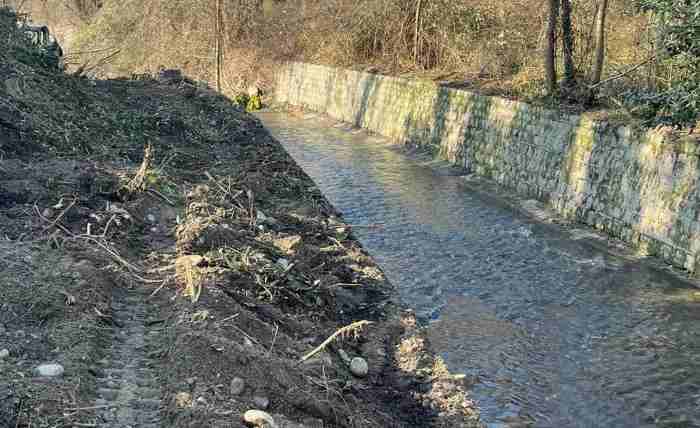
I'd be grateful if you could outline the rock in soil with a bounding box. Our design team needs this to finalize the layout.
[253,395,270,409]
[350,357,369,377]
[34,363,64,377]
[0,349,9,359]
[243,409,276,427]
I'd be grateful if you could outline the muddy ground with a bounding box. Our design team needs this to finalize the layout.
[0,8,480,428]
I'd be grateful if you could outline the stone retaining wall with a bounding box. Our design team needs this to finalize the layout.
[275,61,700,274]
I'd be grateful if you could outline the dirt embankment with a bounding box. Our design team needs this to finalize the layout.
[0,8,479,428]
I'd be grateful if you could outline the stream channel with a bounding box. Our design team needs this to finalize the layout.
[258,111,700,428]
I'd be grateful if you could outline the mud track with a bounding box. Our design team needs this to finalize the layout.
[94,287,163,427]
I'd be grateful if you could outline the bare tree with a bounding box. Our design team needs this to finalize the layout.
[414,0,423,68]
[545,0,559,95]
[215,0,222,92]
[591,0,609,85]
[560,0,575,92]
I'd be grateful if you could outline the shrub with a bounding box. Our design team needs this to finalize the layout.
[635,0,700,126]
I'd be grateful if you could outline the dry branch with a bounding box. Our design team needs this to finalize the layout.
[121,143,153,199]
[300,320,373,362]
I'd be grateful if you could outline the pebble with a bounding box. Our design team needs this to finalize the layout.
[230,377,246,395]
[243,409,276,427]
[350,357,368,378]
[0,349,9,359]
[196,396,208,405]
[174,391,192,408]
[35,363,64,377]
[146,214,157,223]
[253,396,270,409]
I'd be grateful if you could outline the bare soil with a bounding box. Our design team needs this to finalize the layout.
[0,9,480,428]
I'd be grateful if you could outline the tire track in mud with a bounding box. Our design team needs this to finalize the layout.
[94,286,163,427]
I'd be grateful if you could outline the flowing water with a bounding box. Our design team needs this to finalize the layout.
[257,111,700,428]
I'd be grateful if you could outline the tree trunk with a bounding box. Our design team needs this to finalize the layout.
[561,0,575,91]
[414,0,423,68]
[215,0,222,92]
[545,0,559,95]
[591,0,608,85]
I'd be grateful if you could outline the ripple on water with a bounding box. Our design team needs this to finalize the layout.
[258,112,700,428]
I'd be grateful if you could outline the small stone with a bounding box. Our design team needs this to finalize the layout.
[350,357,368,378]
[276,258,290,269]
[196,396,208,405]
[252,396,269,409]
[41,208,54,218]
[35,363,64,377]
[174,391,192,408]
[146,214,157,223]
[0,349,9,359]
[230,377,245,395]
[243,409,276,427]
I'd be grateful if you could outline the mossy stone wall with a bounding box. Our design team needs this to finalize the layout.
[275,62,700,274]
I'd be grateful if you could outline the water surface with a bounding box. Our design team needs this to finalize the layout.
[258,111,700,428]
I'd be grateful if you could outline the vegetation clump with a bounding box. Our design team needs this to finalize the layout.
[626,0,700,126]
[233,92,262,111]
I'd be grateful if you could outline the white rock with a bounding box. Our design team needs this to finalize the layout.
[350,357,368,378]
[146,214,157,223]
[35,363,64,377]
[243,409,277,427]
[0,349,9,359]
[276,258,290,269]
